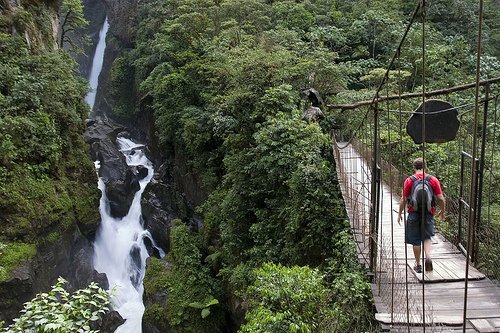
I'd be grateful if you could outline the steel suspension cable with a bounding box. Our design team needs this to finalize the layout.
[486,96,499,224]
[385,77,396,322]
[419,1,427,330]
[397,50,411,331]
[463,1,485,330]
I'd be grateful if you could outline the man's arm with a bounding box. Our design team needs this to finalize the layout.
[397,194,406,226]
[435,193,446,220]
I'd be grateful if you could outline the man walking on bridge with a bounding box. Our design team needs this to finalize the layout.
[397,158,446,273]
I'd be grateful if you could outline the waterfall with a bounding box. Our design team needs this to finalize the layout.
[84,18,159,333]
[93,138,159,332]
[85,17,109,110]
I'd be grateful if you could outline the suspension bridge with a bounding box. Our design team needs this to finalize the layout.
[327,1,500,331]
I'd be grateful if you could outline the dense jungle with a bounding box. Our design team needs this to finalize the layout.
[1,0,500,332]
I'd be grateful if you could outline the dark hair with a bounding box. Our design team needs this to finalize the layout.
[413,157,425,170]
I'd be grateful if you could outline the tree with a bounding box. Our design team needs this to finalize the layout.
[143,221,224,333]
[239,262,334,333]
[58,0,88,51]
[1,278,111,333]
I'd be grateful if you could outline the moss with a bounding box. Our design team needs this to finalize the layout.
[42,231,62,245]
[12,8,34,33]
[143,304,169,331]
[0,170,72,240]
[143,258,170,330]
[0,242,36,282]
[0,14,13,32]
[143,257,169,297]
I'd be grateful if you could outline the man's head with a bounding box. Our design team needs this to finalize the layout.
[413,157,425,171]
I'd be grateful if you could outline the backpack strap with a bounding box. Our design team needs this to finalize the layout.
[423,174,436,207]
[407,175,417,205]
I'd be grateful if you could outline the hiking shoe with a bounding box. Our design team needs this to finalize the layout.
[414,264,422,273]
[425,259,433,272]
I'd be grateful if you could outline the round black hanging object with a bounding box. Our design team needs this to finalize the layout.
[406,99,460,144]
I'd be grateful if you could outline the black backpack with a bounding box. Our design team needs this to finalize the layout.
[408,175,435,213]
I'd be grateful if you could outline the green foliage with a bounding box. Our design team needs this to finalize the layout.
[108,53,137,121]
[239,262,334,333]
[1,277,110,333]
[323,231,375,331]
[188,298,219,319]
[143,221,224,333]
[0,242,36,282]
[59,0,89,51]
[142,258,170,332]
[272,2,314,33]
[129,0,500,331]
[325,271,374,332]
[0,112,62,175]
[0,20,99,281]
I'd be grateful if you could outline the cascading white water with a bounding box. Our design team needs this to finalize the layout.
[85,17,109,110]
[93,138,157,332]
[84,17,161,332]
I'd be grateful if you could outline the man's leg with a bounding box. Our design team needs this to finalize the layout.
[423,238,432,259]
[413,245,421,266]
[424,239,433,271]
[423,214,435,271]
[413,245,422,272]
[407,213,423,272]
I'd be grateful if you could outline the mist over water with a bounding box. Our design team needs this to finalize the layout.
[85,17,109,110]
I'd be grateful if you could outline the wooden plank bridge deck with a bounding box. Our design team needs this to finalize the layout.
[333,143,500,332]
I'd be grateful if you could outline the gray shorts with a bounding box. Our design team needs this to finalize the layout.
[405,212,435,245]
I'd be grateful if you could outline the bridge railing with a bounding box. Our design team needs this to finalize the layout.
[332,92,500,286]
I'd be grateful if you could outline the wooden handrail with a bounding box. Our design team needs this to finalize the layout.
[327,77,500,110]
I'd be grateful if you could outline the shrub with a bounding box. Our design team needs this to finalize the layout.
[1,277,111,333]
[239,262,335,333]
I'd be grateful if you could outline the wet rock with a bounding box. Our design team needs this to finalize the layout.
[302,87,324,107]
[65,234,109,291]
[91,310,125,333]
[85,118,140,218]
[105,167,141,218]
[0,264,33,324]
[136,165,149,180]
[143,235,161,259]
[141,183,176,252]
[129,244,142,288]
[102,0,137,47]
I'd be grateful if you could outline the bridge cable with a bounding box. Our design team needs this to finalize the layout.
[395,48,411,331]
[463,1,485,329]
[419,1,428,330]
[486,95,499,225]
[385,70,394,322]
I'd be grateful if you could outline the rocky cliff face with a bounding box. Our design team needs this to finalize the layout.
[102,0,137,48]
[0,0,107,324]
[0,0,59,50]
[0,226,107,324]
